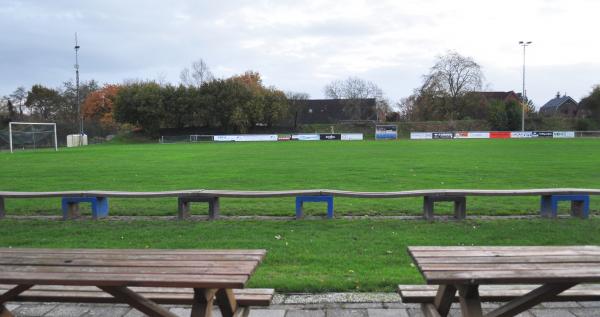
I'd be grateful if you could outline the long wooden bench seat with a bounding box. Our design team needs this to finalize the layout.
[0,284,274,306]
[1,188,599,220]
[398,284,600,303]
[2,188,600,199]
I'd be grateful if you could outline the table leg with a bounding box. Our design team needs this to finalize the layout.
[0,304,14,317]
[0,284,33,316]
[456,285,483,317]
[486,282,577,317]
[99,286,177,317]
[191,288,218,317]
[216,288,238,317]
[432,284,456,317]
[0,284,33,304]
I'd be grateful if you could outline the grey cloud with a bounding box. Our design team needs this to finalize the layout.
[1,0,598,106]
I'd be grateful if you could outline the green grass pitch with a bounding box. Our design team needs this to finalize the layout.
[1,138,599,216]
[2,139,600,292]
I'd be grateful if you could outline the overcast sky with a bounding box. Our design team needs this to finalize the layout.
[1,0,599,108]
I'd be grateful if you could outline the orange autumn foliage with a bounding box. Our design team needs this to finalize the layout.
[82,85,120,129]
[229,71,263,93]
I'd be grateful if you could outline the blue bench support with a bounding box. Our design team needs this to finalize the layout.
[61,197,109,220]
[423,195,467,220]
[295,196,334,219]
[541,195,590,219]
[177,196,220,220]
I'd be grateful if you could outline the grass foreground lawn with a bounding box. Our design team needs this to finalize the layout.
[1,138,599,216]
[2,218,600,292]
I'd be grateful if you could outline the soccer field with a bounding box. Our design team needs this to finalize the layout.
[1,138,599,216]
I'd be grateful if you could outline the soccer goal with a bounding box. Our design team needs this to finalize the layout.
[4,122,58,153]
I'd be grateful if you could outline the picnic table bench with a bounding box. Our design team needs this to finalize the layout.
[0,248,272,317]
[404,246,600,317]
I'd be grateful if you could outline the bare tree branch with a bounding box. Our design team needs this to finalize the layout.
[180,59,214,87]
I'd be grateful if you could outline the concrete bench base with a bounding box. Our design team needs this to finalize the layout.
[296,196,334,219]
[541,194,590,219]
[0,197,4,219]
[423,196,466,220]
[61,197,109,220]
[178,197,220,220]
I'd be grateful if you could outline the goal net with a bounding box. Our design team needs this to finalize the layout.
[0,122,58,153]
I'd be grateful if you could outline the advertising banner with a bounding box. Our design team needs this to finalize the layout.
[432,132,454,139]
[469,132,490,139]
[341,133,364,141]
[533,131,553,138]
[319,133,342,141]
[375,125,398,140]
[553,131,575,138]
[489,131,511,139]
[291,134,320,141]
[214,134,278,142]
[410,132,433,140]
[454,131,469,138]
[455,131,489,139]
[511,131,534,138]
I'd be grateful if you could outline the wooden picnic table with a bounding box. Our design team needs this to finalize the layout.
[408,246,600,317]
[0,248,266,317]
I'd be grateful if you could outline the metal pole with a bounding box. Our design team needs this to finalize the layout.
[519,41,532,132]
[8,122,13,153]
[75,33,82,145]
[522,44,526,132]
[53,123,58,151]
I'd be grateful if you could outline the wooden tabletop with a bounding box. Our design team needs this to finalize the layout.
[408,246,600,285]
[0,248,266,289]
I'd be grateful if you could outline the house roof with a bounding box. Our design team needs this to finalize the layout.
[540,95,578,112]
[477,91,520,101]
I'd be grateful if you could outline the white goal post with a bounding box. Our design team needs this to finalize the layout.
[8,122,58,153]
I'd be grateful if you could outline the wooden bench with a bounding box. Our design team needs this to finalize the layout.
[398,284,600,303]
[0,188,598,220]
[407,246,600,317]
[0,248,270,317]
[0,284,274,306]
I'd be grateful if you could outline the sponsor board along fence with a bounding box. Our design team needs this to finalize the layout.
[410,131,577,140]
[160,133,364,143]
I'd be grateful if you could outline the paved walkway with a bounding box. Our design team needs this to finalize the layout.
[5,293,600,316]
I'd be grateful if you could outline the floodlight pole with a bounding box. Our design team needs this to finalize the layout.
[74,33,82,145]
[519,41,532,131]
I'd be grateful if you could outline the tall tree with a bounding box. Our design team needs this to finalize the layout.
[180,59,214,87]
[580,85,600,124]
[324,77,387,120]
[423,51,484,119]
[9,86,27,119]
[324,76,383,100]
[401,51,485,121]
[60,80,100,124]
[286,91,310,128]
[199,79,253,132]
[6,99,15,120]
[114,81,164,135]
[82,84,121,130]
[25,85,63,121]
[229,71,289,128]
